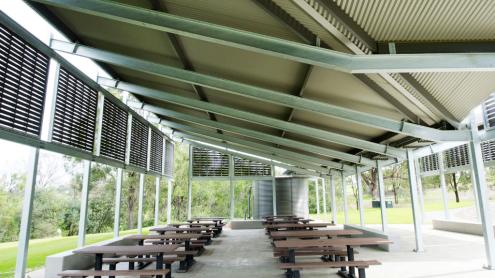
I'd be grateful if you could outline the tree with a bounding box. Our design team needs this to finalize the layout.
[361,168,378,200]
[446,171,470,203]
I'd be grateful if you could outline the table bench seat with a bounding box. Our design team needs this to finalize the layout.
[279,260,380,278]
[58,269,170,277]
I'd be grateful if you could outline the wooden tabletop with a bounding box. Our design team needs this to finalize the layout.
[151,227,211,232]
[190,217,226,220]
[270,229,363,239]
[273,237,393,248]
[265,223,333,229]
[170,222,218,226]
[73,244,179,255]
[126,234,201,240]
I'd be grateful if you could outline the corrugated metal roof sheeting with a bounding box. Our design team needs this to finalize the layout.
[412,71,495,120]
[333,0,495,42]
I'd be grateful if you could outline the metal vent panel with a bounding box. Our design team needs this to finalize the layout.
[164,140,174,176]
[129,117,149,169]
[149,130,163,174]
[482,140,495,162]
[52,67,97,152]
[0,23,49,136]
[419,153,439,173]
[234,157,271,176]
[444,144,470,168]
[100,98,128,162]
[192,147,229,177]
[483,94,495,129]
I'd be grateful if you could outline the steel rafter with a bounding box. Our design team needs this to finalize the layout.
[51,40,469,142]
[31,0,495,73]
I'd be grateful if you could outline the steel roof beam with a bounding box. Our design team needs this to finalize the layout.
[177,131,332,175]
[183,139,321,177]
[32,0,495,73]
[97,78,407,158]
[160,119,353,172]
[50,40,469,142]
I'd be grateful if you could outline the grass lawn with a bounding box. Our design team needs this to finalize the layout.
[0,228,150,277]
[311,200,475,225]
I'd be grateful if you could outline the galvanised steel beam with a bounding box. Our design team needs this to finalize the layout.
[53,40,470,142]
[176,131,330,175]
[184,139,321,177]
[160,119,353,172]
[96,79,407,158]
[129,104,373,165]
[33,0,495,72]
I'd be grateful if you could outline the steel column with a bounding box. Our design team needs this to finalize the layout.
[330,176,337,224]
[315,179,320,215]
[356,167,364,226]
[271,165,277,216]
[321,178,327,215]
[406,149,424,252]
[438,152,450,219]
[376,161,388,233]
[414,158,426,219]
[468,115,495,269]
[167,179,173,224]
[78,160,91,248]
[342,172,349,224]
[14,148,40,278]
[137,173,145,234]
[229,154,235,219]
[113,168,123,238]
[187,145,193,219]
[154,176,160,226]
[467,146,481,222]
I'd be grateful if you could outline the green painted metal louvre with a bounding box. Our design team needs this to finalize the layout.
[52,67,97,152]
[100,98,128,162]
[234,156,271,176]
[192,146,229,177]
[164,140,174,177]
[129,117,148,169]
[149,130,163,174]
[0,22,49,137]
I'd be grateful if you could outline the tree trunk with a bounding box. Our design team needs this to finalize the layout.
[452,173,460,203]
[392,185,399,204]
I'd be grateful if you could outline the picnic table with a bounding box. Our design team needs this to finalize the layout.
[151,226,212,234]
[73,245,178,278]
[270,229,363,240]
[265,223,333,233]
[274,237,392,277]
[263,219,313,225]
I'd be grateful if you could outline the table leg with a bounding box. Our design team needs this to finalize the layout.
[156,252,164,278]
[95,253,103,278]
[347,245,355,278]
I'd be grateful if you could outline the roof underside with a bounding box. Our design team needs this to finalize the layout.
[27,0,495,173]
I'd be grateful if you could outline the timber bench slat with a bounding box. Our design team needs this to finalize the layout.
[274,250,349,257]
[101,255,184,264]
[58,269,170,277]
[279,260,381,270]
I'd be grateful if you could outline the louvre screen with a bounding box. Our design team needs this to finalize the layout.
[192,147,229,177]
[100,98,128,162]
[0,23,49,136]
[52,67,97,152]
[164,140,174,176]
[482,140,495,162]
[483,94,495,129]
[149,130,163,174]
[419,154,439,173]
[234,157,271,176]
[129,117,148,169]
[444,144,470,168]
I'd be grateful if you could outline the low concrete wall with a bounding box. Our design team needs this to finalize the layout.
[45,237,135,278]
[344,224,399,252]
[230,220,263,229]
[432,219,492,236]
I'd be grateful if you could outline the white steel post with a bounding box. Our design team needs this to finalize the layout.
[229,155,235,219]
[137,173,145,234]
[342,172,349,225]
[187,145,193,219]
[356,166,364,226]
[438,152,450,219]
[376,161,388,233]
[468,115,495,269]
[113,168,123,238]
[321,178,327,215]
[330,176,337,224]
[414,158,426,219]
[167,179,173,224]
[406,149,424,252]
[78,160,91,248]
[468,146,481,222]
[271,165,277,216]
[154,176,160,226]
[315,178,320,215]
[14,148,40,278]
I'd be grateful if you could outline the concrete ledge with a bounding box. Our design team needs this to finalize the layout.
[230,220,263,229]
[432,219,491,236]
[344,224,399,252]
[45,237,135,278]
